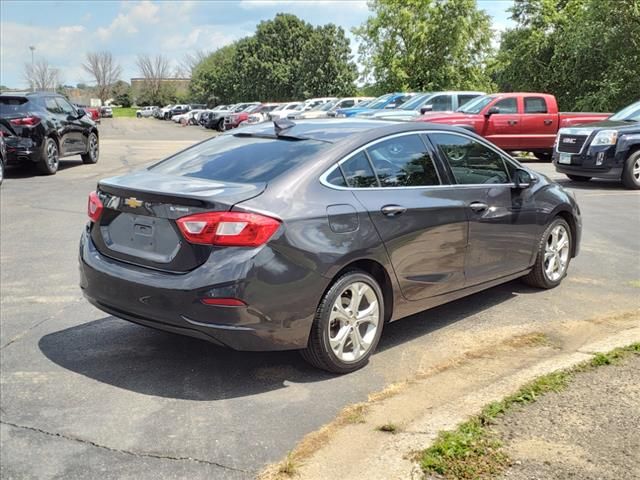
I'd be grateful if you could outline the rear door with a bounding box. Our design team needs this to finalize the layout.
[484,97,521,150]
[427,131,539,286]
[343,132,468,300]
[520,96,556,149]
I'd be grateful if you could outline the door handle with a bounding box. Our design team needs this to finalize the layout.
[544,119,553,125]
[508,120,518,126]
[469,202,488,213]
[381,205,407,217]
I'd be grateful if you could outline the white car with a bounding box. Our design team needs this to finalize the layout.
[136,106,158,118]
[300,97,338,111]
[172,109,204,124]
[269,102,303,120]
[293,97,374,119]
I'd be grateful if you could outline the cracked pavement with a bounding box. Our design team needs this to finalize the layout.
[1,118,639,479]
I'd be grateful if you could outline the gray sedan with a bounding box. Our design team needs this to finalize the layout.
[79,119,581,373]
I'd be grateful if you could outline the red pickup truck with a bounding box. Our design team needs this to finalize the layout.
[414,93,609,161]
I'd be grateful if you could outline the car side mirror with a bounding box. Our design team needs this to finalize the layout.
[420,105,433,115]
[485,106,500,116]
[513,168,536,189]
[76,108,86,118]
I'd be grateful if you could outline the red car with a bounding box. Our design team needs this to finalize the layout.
[75,105,101,123]
[414,93,609,161]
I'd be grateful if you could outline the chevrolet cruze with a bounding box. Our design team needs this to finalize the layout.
[79,119,581,373]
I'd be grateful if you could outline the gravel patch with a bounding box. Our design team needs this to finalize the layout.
[496,355,640,480]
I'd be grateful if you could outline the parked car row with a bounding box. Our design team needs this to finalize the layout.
[0,91,100,177]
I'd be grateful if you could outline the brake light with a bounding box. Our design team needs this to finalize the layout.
[88,191,103,222]
[200,297,246,307]
[176,211,281,247]
[9,116,40,126]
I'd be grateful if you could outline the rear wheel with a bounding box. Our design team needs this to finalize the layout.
[301,271,384,374]
[0,157,4,185]
[81,133,99,164]
[522,217,572,289]
[566,174,591,182]
[37,137,59,175]
[621,150,640,190]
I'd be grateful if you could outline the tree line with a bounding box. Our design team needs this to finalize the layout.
[20,0,639,112]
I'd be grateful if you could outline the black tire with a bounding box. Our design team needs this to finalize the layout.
[566,174,592,182]
[301,270,385,374]
[0,158,4,185]
[522,217,572,289]
[37,137,59,175]
[216,119,225,132]
[534,151,553,162]
[621,150,640,190]
[81,132,99,164]
[136,113,141,118]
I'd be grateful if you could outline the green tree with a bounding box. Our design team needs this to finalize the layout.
[353,0,495,92]
[493,0,640,111]
[112,80,132,107]
[189,43,239,104]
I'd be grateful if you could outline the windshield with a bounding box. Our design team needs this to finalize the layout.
[609,101,640,121]
[150,134,330,183]
[366,94,393,110]
[457,95,496,114]
[400,93,432,111]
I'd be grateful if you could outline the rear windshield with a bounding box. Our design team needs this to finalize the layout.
[0,97,31,115]
[150,134,329,183]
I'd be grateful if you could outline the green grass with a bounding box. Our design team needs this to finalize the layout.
[112,107,138,118]
[627,280,640,288]
[419,343,640,480]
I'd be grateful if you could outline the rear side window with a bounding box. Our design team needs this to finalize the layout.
[429,132,511,185]
[524,97,548,113]
[428,95,453,112]
[366,134,440,187]
[0,97,30,115]
[150,135,329,183]
[340,151,379,188]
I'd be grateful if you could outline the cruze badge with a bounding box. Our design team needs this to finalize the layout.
[563,138,577,144]
[124,197,143,208]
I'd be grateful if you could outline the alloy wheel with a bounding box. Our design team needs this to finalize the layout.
[544,224,570,282]
[633,157,640,183]
[47,140,59,171]
[89,135,99,161]
[327,282,380,363]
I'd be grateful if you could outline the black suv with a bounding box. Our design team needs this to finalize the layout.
[554,100,640,189]
[0,92,99,175]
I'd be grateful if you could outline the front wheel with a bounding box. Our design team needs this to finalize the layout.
[136,113,141,118]
[81,133,99,164]
[621,150,640,190]
[522,218,572,289]
[566,174,591,182]
[216,119,225,132]
[301,271,384,374]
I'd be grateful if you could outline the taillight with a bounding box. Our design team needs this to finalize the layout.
[88,191,103,222]
[10,116,40,126]
[200,297,246,307]
[176,211,281,247]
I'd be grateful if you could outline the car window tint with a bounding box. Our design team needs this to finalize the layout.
[151,135,329,183]
[45,97,62,114]
[340,100,355,108]
[366,134,440,187]
[428,95,453,112]
[56,98,75,115]
[458,94,479,107]
[429,132,511,185]
[326,166,348,187]
[340,151,379,188]
[0,97,30,115]
[524,97,548,113]
[494,98,518,114]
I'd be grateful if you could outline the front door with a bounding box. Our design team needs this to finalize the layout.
[427,131,539,286]
[55,97,86,154]
[340,133,468,301]
[484,97,521,150]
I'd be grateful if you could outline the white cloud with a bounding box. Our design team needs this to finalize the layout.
[96,0,160,41]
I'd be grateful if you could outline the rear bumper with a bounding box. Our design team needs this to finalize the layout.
[5,137,40,164]
[79,227,319,351]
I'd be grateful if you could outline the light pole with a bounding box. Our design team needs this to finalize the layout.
[29,46,35,91]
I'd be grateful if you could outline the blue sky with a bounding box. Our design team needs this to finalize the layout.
[0,0,515,89]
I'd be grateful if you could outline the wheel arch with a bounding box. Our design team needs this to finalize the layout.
[554,209,578,258]
[324,258,395,324]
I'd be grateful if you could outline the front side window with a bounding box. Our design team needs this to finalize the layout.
[366,134,440,187]
[56,98,76,115]
[429,132,511,185]
[339,151,378,188]
[494,98,518,114]
[524,97,548,114]
[45,97,62,114]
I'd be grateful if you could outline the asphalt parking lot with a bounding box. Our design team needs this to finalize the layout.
[1,118,639,479]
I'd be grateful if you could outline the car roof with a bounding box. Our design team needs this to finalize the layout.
[0,91,59,98]
[229,118,471,144]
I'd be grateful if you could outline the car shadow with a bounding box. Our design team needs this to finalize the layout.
[555,178,628,191]
[4,160,85,179]
[38,280,538,401]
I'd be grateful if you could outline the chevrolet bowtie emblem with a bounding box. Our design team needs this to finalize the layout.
[124,197,143,208]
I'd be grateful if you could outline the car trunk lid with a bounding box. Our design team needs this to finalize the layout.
[91,171,266,272]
